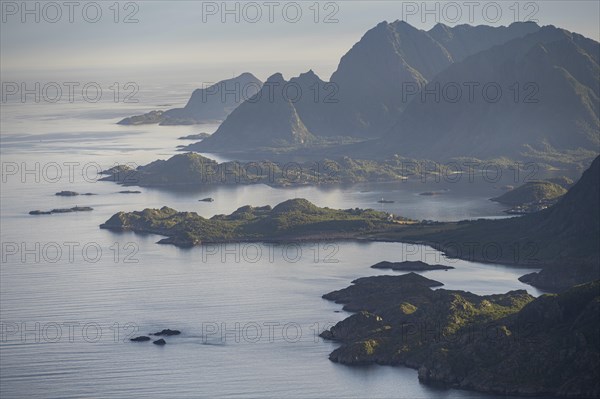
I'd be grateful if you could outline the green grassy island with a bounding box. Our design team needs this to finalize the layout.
[100,198,412,247]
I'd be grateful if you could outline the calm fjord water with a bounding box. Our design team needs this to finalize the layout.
[1,95,546,398]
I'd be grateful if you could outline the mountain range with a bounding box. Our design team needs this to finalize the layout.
[370,25,600,160]
[327,20,540,137]
[187,21,598,165]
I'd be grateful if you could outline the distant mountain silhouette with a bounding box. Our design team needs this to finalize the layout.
[118,73,262,125]
[190,21,542,152]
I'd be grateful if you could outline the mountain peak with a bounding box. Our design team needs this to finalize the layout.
[390,19,420,33]
[509,21,540,29]
[430,22,451,31]
[271,198,320,214]
[237,72,258,80]
[292,69,322,84]
[373,20,390,29]
[537,24,568,37]
[266,73,286,84]
[429,22,453,38]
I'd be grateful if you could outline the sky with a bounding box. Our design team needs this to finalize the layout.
[1,0,599,84]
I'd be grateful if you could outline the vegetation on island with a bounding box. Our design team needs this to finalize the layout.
[379,156,600,291]
[100,198,410,247]
[100,156,598,290]
[100,152,421,187]
[491,180,567,206]
[321,273,600,397]
[101,151,588,190]
[30,206,93,215]
[178,133,210,140]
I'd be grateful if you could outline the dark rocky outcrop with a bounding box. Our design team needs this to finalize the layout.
[130,336,151,342]
[371,260,454,271]
[321,272,600,397]
[322,272,443,313]
[152,329,181,336]
[55,191,95,196]
[152,339,166,346]
[29,206,93,215]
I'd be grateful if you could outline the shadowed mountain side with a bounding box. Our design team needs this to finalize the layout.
[370,26,600,160]
[328,20,540,137]
[191,73,316,150]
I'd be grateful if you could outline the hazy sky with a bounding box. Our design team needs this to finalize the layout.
[1,1,599,83]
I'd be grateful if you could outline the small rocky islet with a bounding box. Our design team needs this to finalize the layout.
[130,329,182,345]
[55,191,96,196]
[419,189,448,196]
[371,260,454,271]
[152,329,181,336]
[118,190,142,194]
[29,206,93,215]
[178,133,210,140]
[130,336,151,342]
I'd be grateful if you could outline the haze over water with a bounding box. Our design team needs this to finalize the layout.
[1,82,547,398]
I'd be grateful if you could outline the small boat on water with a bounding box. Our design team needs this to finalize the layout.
[378,198,394,204]
[199,197,214,202]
